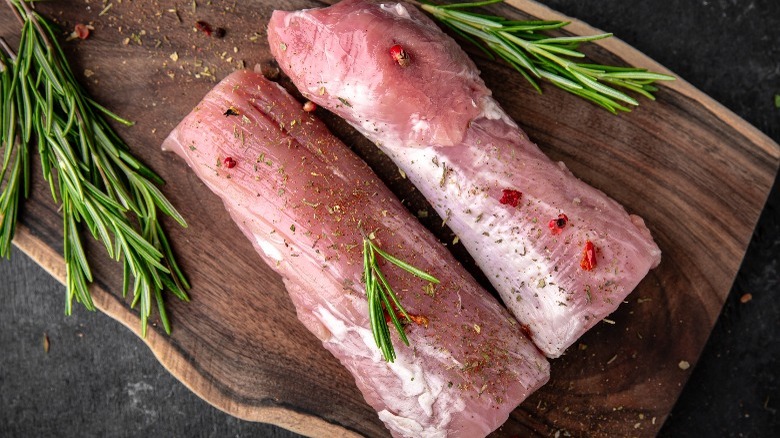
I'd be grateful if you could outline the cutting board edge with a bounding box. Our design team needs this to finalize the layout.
[11,225,361,438]
[506,0,780,161]
[6,1,780,436]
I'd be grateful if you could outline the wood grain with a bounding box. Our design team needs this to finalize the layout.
[2,0,778,436]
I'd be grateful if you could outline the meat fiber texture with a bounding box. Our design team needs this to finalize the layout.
[162,70,549,437]
[268,0,662,358]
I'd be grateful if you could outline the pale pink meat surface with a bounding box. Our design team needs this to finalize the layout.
[162,70,549,437]
[268,0,662,358]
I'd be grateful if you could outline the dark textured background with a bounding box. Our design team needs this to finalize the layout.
[1,0,778,436]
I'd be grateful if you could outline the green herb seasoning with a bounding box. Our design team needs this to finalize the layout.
[0,1,189,335]
[422,0,675,113]
[362,229,439,362]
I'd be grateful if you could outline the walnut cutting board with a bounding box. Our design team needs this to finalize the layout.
[2,0,778,436]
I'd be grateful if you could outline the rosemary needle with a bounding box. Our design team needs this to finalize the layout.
[362,232,439,362]
[0,0,189,335]
[421,0,675,113]
[0,47,27,260]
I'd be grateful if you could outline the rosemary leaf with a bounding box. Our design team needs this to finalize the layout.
[372,263,411,321]
[362,233,439,362]
[422,0,675,112]
[0,0,189,334]
[436,0,503,9]
[371,243,440,284]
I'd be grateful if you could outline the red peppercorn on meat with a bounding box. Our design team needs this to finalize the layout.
[162,70,549,437]
[268,0,662,358]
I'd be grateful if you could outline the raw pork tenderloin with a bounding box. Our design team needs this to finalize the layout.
[163,70,549,437]
[268,0,662,358]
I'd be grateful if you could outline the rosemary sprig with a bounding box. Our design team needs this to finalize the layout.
[0,45,28,260]
[421,0,675,113]
[1,0,189,335]
[362,232,439,362]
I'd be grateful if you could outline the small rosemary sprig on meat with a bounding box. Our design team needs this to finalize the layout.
[421,0,675,113]
[1,0,189,335]
[362,231,439,362]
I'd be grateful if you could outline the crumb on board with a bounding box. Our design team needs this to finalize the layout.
[72,0,255,84]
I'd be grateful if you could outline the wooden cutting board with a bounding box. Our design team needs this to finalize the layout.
[3,0,778,436]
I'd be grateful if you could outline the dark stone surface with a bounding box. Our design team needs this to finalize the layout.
[0,247,296,437]
[1,0,778,437]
